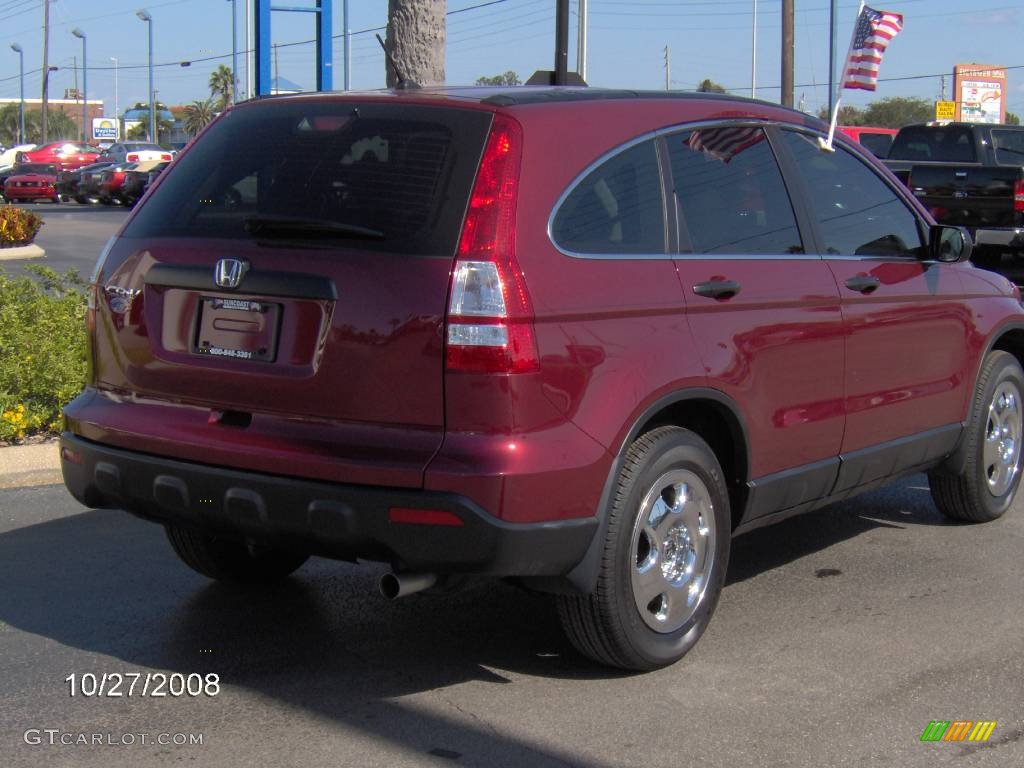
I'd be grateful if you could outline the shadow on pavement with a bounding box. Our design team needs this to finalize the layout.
[727,475,947,584]
[0,475,944,764]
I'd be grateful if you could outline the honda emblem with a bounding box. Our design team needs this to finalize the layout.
[214,258,248,289]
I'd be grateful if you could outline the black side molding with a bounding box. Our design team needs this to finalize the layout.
[145,264,338,301]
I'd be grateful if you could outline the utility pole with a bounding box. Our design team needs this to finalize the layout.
[111,57,119,134]
[273,42,279,93]
[343,0,351,90]
[940,74,947,101]
[781,0,794,107]
[554,0,568,85]
[751,0,757,97]
[828,0,837,115]
[664,45,670,91]
[41,0,50,143]
[244,0,252,99]
[577,0,588,82]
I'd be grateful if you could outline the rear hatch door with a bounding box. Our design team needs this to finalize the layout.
[94,98,493,486]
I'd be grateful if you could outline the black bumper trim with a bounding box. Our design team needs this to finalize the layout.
[60,433,597,576]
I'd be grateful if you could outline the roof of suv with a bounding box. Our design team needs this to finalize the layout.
[250,85,806,112]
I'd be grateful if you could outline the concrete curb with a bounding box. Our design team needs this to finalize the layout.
[0,243,45,261]
[0,441,62,489]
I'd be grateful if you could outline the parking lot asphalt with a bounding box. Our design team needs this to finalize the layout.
[0,204,128,278]
[0,477,1021,768]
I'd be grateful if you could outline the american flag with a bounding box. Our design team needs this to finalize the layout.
[842,6,903,92]
[686,127,764,163]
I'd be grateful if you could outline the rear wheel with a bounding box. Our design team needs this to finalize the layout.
[930,350,1024,522]
[165,524,309,583]
[557,426,730,670]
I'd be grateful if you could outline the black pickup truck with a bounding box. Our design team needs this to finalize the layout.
[884,123,1024,271]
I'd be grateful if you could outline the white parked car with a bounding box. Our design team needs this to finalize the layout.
[101,142,173,164]
[0,143,37,171]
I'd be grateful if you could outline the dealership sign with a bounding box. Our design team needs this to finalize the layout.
[92,118,119,140]
[952,64,1007,125]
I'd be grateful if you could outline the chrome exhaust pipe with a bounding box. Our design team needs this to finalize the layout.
[379,571,438,600]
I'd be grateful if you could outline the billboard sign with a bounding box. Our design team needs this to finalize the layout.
[92,118,119,141]
[953,65,1006,124]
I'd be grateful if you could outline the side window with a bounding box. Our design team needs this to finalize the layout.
[666,126,802,255]
[993,130,1024,165]
[780,131,924,257]
[551,140,665,255]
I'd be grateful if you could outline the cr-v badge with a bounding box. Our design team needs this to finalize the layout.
[214,258,248,289]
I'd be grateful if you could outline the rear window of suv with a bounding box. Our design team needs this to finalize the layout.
[124,101,492,256]
[889,126,977,163]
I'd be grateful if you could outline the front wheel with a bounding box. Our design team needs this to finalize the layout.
[557,426,731,670]
[165,524,309,583]
[930,350,1024,522]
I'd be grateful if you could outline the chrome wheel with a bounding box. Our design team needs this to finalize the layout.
[630,469,716,633]
[983,380,1022,496]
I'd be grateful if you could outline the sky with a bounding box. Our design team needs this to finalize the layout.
[0,0,1022,119]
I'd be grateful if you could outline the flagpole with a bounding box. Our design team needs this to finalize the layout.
[821,0,865,151]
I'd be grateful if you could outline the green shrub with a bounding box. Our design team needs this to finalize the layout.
[0,266,88,442]
[0,205,44,246]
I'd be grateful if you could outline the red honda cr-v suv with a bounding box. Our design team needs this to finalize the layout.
[61,88,1024,670]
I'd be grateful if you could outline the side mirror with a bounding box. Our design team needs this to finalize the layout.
[930,225,972,263]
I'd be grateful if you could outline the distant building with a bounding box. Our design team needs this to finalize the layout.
[0,97,104,140]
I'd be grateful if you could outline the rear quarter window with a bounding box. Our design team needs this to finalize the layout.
[550,140,666,255]
[124,102,492,256]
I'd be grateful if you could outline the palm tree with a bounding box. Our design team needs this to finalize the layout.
[44,110,79,141]
[209,65,234,110]
[183,99,216,138]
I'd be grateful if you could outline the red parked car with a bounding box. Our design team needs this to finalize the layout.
[838,125,899,158]
[16,141,101,171]
[61,88,1024,670]
[3,166,59,203]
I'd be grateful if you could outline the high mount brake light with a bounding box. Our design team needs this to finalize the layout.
[445,114,538,374]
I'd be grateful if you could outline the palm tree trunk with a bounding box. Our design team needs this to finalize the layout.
[386,0,445,87]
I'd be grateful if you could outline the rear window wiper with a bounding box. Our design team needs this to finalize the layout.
[244,215,384,240]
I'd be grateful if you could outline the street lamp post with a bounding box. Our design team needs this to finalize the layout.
[110,57,119,139]
[228,0,238,103]
[71,28,87,142]
[10,43,24,145]
[136,9,155,143]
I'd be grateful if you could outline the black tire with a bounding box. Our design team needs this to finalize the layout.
[74,195,88,204]
[930,350,1024,522]
[557,426,731,671]
[165,524,309,583]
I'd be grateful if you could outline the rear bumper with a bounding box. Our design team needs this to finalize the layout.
[59,432,598,577]
[974,227,1024,250]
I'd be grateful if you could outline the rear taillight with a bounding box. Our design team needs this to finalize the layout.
[126,153,138,162]
[445,114,538,374]
[1014,179,1024,214]
[160,153,172,161]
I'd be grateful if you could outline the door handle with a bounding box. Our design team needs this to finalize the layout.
[844,275,880,293]
[693,280,742,299]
